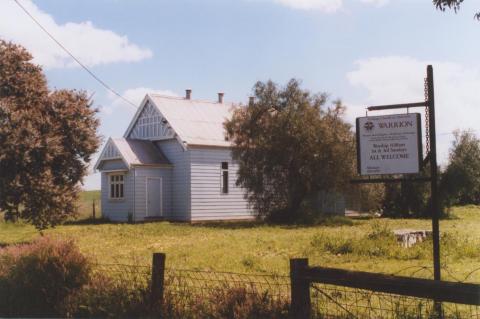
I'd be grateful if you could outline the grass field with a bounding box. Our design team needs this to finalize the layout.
[0,193,479,283]
[77,190,101,219]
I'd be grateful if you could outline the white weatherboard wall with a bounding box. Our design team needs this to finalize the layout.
[190,146,253,221]
[101,165,172,221]
[132,167,172,220]
[101,171,133,222]
[155,140,191,220]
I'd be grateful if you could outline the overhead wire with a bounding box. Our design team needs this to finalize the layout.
[12,0,480,134]
[13,0,138,109]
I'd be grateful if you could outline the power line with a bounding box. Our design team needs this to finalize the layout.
[13,0,138,109]
[437,129,480,137]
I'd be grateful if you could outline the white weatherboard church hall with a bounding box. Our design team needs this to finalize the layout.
[94,90,254,222]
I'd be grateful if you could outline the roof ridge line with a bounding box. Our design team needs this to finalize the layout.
[149,93,235,106]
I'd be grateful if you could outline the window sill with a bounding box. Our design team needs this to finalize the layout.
[108,198,125,202]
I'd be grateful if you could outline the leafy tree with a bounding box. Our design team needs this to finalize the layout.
[382,162,449,218]
[225,79,354,223]
[345,183,385,213]
[382,180,431,218]
[0,40,100,230]
[440,130,480,206]
[433,0,480,20]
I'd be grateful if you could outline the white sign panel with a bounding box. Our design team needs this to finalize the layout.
[356,113,422,175]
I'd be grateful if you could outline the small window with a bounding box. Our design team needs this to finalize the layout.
[221,162,229,194]
[109,174,125,199]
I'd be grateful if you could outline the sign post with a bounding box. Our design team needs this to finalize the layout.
[353,65,441,314]
[427,65,441,283]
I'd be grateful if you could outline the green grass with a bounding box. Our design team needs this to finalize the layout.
[76,190,101,220]
[1,195,479,283]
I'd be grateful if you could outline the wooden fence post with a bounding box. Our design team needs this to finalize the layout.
[151,253,166,310]
[92,199,96,220]
[290,258,311,319]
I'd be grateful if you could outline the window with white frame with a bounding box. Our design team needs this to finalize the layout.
[109,174,124,199]
[221,162,229,194]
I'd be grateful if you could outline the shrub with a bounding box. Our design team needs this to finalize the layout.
[75,277,290,319]
[345,183,385,213]
[440,130,480,206]
[310,224,431,260]
[441,232,480,261]
[382,170,448,219]
[0,237,290,318]
[313,215,354,227]
[242,256,255,269]
[382,181,431,218]
[71,272,151,318]
[0,236,91,317]
[207,287,290,319]
[162,286,290,319]
[367,220,393,240]
[291,205,355,226]
[310,233,355,255]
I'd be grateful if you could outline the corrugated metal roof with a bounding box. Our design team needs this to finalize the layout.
[112,138,171,166]
[148,94,235,147]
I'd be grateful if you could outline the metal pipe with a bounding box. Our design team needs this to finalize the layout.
[427,65,441,282]
[350,177,431,184]
[367,101,427,111]
[133,167,136,223]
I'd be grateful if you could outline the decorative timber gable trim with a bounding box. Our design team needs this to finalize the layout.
[123,95,187,150]
[124,96,174,140]
[103,139,121,159]
[94,138,130,171]
[128,101,175,140]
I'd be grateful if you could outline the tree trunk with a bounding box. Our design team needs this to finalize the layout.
[4,209,18,222]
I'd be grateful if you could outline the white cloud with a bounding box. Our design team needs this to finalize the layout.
[358,0,389,7]
[0,0,152,69]
[346,56,480,165]
[265,0,389,12]
[347,56,426,103]
[101,87,178,115]
[272,0,343,12]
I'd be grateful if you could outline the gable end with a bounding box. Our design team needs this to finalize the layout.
[127,100,175,140]
[103,140,121,159]
[94,138,129,171]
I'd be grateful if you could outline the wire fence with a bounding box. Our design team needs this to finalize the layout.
[311,283,480,319]
[312,283,436,318]
[92,263,290,297]
[92,263,291,317]
[163,268,291,316]
[308,265,480,319]
[391,265,480,283]
[92,263,480,318]
[165,267,290,299]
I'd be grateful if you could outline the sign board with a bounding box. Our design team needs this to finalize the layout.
[356,113,422,175]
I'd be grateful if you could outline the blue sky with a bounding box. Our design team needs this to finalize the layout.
[1,0,480,189]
